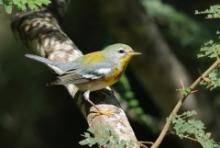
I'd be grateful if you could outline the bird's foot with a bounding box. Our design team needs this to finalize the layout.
[91,108,115,116]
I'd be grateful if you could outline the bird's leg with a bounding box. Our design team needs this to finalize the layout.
[105,86,115,95]
[83,90,100,111]
[83,90,114,116]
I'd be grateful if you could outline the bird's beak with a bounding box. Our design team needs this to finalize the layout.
[130,51,142,56]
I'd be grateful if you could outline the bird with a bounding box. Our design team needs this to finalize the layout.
[25,43,141,115]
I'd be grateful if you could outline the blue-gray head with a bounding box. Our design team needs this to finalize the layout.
[101,43,141,63]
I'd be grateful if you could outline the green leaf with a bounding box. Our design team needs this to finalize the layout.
[0,0,51,13]
[172,111,220,148]
[200,69,220,90]
[197,40,220,59]
[195,5,220,19]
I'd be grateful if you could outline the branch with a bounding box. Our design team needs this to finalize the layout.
[11,4,138,147]
[151,59,220,148]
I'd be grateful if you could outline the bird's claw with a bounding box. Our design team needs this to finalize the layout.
[91,110,115,116]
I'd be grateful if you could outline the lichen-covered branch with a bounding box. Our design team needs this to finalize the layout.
[11,3,138,147]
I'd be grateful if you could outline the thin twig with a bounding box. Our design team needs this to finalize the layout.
[169,132,198,142]
[137,140,154,148]
[151,59,220,148]
[139,141,154,145]
[181,136,198,142]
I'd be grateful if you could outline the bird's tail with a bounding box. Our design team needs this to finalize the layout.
[46,78,63,87]
[25,54,65,71]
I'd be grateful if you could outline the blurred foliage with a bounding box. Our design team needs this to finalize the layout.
[117,75,156,131]
[79,126,135,148]
[142,0,205,46]
[0,0,51,13]
[172,111,220,148]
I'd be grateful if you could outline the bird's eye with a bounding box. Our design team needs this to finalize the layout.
[118,49,125,54]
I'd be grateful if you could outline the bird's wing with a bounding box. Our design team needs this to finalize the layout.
[58,62,113,84]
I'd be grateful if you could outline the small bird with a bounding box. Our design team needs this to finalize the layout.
[25,43,141,115]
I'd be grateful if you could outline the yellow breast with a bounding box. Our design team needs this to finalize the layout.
[104,67,123,86]
[104,55,132,86]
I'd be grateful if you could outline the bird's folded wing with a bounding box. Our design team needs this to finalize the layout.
[58,64,113,84]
